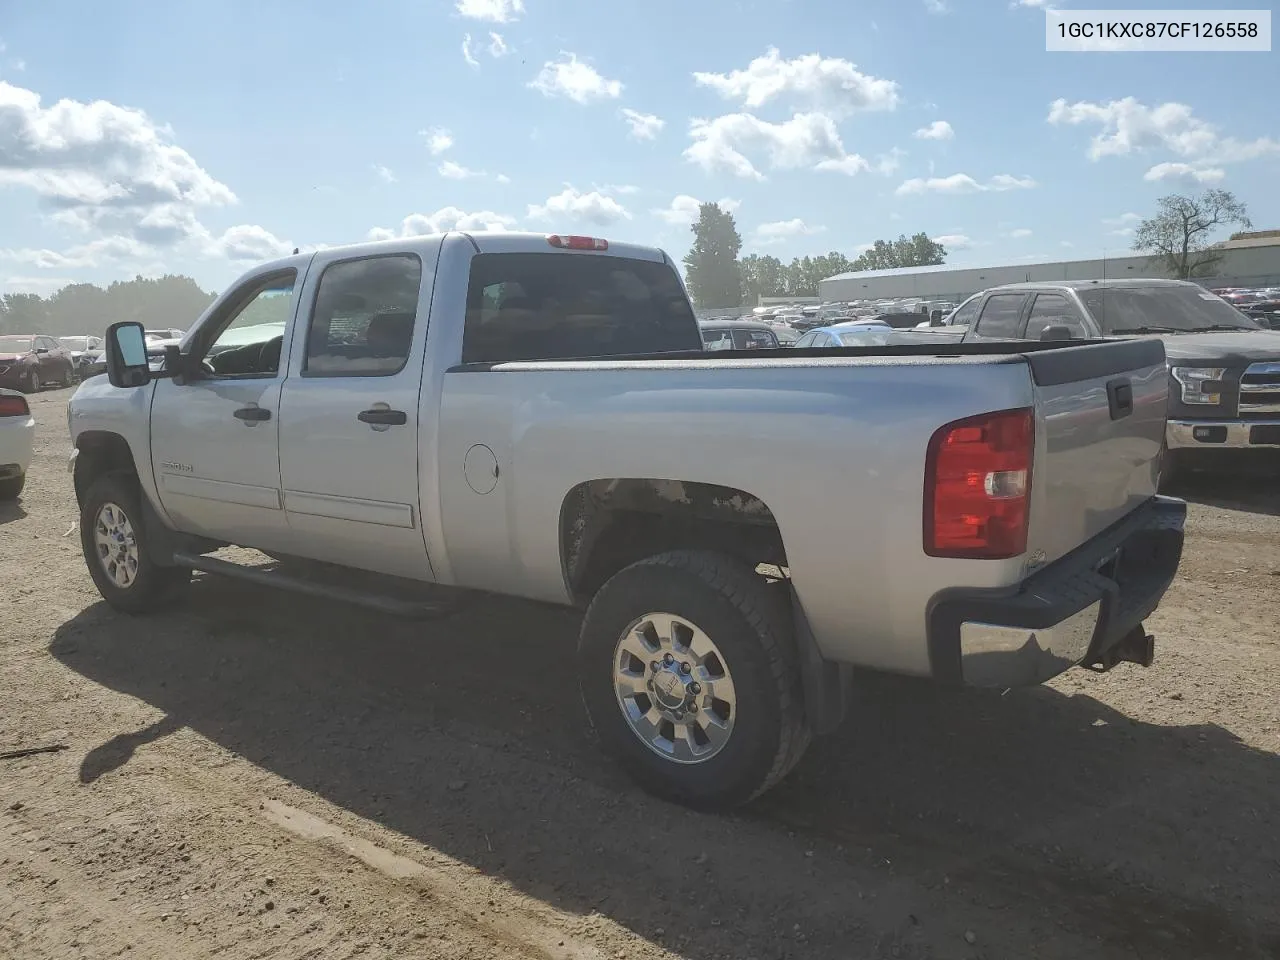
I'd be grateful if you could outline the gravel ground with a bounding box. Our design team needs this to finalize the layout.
[2,386,1278,960]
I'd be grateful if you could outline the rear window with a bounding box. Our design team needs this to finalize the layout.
[1080,286,1260,334]
[733,328,778,349]
[462,253,701,364]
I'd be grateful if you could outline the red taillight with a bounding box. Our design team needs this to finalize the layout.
[0,395,29,417]
[924,408,1033,559]
[547,234,609,251]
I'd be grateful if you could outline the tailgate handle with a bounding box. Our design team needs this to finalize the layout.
[1106,378,1133,420]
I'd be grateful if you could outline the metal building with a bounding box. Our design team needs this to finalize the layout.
[818,233,1280,303]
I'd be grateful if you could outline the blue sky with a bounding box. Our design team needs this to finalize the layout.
[1,0,1277,295]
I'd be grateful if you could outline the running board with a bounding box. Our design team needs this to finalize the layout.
[171,551,457,619]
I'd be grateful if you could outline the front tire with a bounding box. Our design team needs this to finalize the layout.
[22,368,39,394]
[578,550,810,811]
[80,473,191,613]
[0,474,24,501]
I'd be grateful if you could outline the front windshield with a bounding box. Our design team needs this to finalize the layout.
[1080,286,1260,334]
[0,336,34,353]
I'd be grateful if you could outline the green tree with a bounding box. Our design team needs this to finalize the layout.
[1132,189,1251,279]
[850,232,947,271]
[740,253,786,303]
[683,202,744,308]
[0,275,216,337]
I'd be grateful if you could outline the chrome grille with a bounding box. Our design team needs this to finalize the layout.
[1240,361,1280,416]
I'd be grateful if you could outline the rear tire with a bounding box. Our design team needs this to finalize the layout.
[0,474,24,501]
[578,550,810,811]
[80,473,191,614]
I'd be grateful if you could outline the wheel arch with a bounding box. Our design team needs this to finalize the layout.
[558,478,789,605]
[73,431,139,507]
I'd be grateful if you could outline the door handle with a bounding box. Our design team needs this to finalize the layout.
[233,406,272,422]
[358,408,408,426]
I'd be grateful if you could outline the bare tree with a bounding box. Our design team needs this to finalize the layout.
[1131,190,1251,279]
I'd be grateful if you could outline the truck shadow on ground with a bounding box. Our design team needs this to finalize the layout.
[1168,473,1280,517]
[50,576,1280,960]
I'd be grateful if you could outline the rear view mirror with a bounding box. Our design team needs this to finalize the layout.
[105,321,152,389]
[1040,324,1074,342]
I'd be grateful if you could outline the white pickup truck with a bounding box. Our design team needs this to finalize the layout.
[68,232,1186,809]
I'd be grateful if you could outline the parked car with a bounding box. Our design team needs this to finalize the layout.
[70,231,1184,810]
[0,334,77,393]
[0,388,34,500]
[58,335,103,376]
[1242,299,1280,330]
[954,279,1280,477]
[699,319,782,351]
[145,328,186,341]
[794,321,897,347]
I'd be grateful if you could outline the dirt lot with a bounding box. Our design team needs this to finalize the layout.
[2,386,1278,960]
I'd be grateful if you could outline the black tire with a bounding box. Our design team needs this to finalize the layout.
[80,472,191,614]
[21,368,39,394]
[0,474,24,501]
[61,362,77,387]
[578,550,811,811]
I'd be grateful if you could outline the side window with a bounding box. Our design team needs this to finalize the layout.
[702,330,734,351]
[734,328,778,349]
[36,336,56,351]
[203,270,298,378]
[794,332,815,348]
[972,295,1026,339]
[948,295,981,327]
[461,253,702,364]
[303,255,423,378]
[1025,294,1090,339]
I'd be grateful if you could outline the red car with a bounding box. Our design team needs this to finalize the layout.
[0,334,77,393]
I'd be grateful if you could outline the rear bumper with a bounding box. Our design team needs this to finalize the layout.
[927,496,1186,688]
[1167,418,1280,450]
[0,416,36,477]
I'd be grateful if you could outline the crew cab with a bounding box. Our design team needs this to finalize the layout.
[69,232,1185,810]
[953,279,1280,476]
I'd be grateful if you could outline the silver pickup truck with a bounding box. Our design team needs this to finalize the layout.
[68,232,1185,810]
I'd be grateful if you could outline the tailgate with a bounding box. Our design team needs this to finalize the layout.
[1024,338,1168,566]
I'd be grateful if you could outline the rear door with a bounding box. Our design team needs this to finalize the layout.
[276,244,441,581]
[1022,338,1168,566]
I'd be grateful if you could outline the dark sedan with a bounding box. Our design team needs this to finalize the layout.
[0,334,77,393]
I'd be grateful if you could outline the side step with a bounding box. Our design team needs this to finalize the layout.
[171,551,458,620]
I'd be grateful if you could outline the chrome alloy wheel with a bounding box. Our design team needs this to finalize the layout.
[93,501,140,589]
[612,612,738,764]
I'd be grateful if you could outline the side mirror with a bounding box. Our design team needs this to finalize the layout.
[35,346,49,354]
[1040,324,1074,342]
[105,321,153,389]
[930,310,944,325]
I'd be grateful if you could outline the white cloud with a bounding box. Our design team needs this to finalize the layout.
[1014,0,1053,6]
[932,233,972,249]
[895,172,1037,195]
[439,160,483,179]
[455,0,523,22]
[620,108,665,140]
[462,34,480,68]
[914,120,954,141]
[527,187,632,225]
[422,128,454,155]
[1103,212,1141,237]
[372,164,396,183]
[1143,162,1226,184]
[2,275,76,295]
[529,53,622,104]
[1047,97,1280,171]
[652,194,741,227]
[686,111,873,180]
[597,183,640,195]
[368,207,518,241]
[693,48,899,117]
[0,79,298,270]
[925,0,948,12]
[212,224,294,261]
[754,218,824,243]
[488,32,509,57]
[1009,228,1032,238]
[495,173,511,184]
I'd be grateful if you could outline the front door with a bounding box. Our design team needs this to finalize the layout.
[150,267,302,551]
[277,248,439,581]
